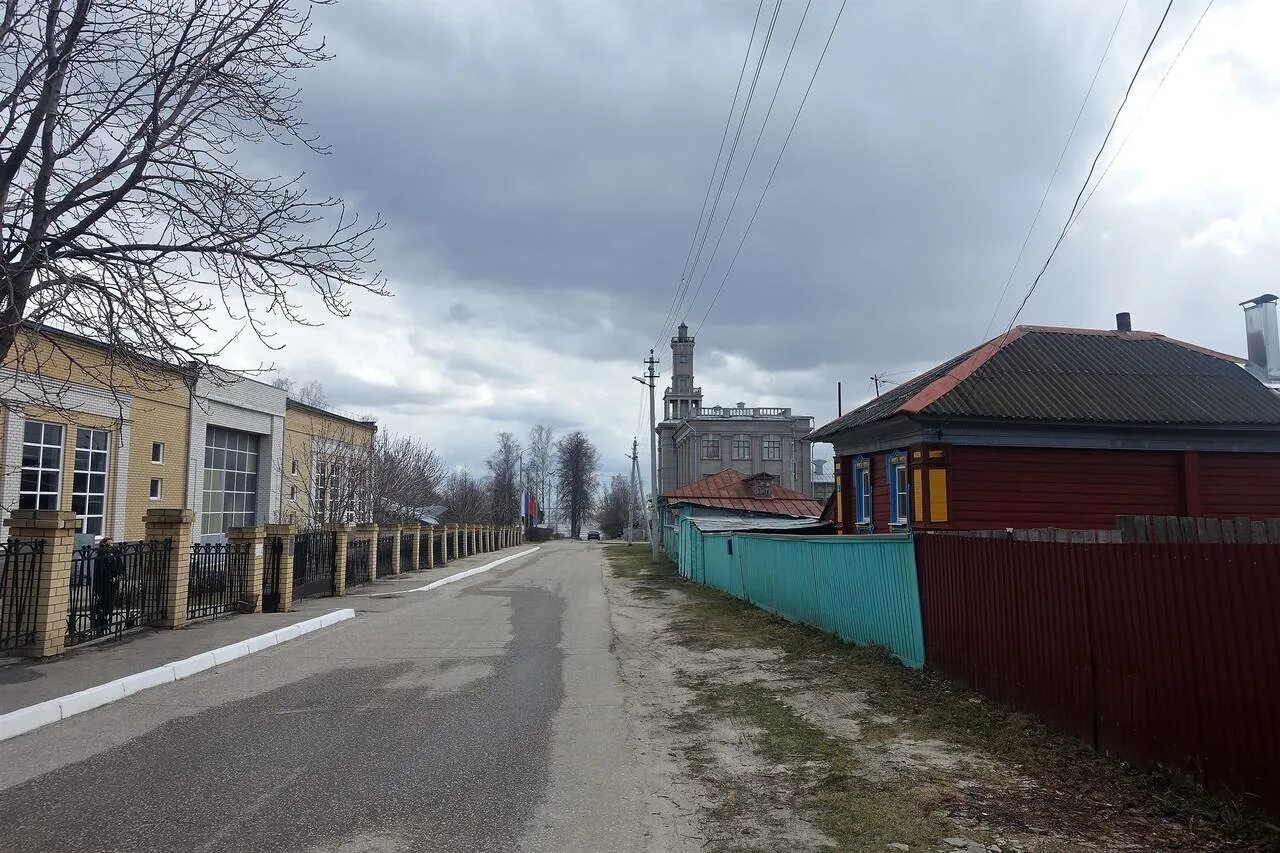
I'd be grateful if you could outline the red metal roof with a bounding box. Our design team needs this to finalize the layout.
[666,469,824,518]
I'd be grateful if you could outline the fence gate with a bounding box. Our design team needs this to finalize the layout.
[293,530,337,600]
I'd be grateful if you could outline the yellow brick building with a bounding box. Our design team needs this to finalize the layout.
[281,400,377,526]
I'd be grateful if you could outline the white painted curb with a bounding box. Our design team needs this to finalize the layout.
[0,608,355,743]
[365,547,541,597]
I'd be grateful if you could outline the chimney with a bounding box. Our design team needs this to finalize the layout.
[1241,295,1280,382]
[1115,312,1132,332]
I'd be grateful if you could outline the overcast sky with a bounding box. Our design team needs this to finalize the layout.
[218,0,1278,485]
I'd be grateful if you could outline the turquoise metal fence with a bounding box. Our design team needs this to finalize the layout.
[678,525,925,669]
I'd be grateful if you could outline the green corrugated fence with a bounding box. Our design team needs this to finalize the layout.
[677,524,924,669]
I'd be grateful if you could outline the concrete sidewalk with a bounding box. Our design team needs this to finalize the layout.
[0,547,521,715]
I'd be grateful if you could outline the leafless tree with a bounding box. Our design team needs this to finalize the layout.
[524,423,553,522]
[277,414,374,527]
[0,0,384,384]
[272,375,326,406]
[594,474,636,539]
[371,432,445,523]
[486,431,520,525]
[554,431,598,539]
[440,468,488,523]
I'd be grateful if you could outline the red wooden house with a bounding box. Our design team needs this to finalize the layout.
[810,322,1280,533]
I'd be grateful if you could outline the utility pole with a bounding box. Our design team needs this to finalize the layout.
[870,373,897,397]
[626,439,639,545]
[633,349,660,562]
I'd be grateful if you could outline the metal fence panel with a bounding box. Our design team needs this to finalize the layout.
[293,530,336,599]
[376,534,396,578]
[67,540,170,647]
[346,538,371,587]
[914,534,1280,817]
[187,541,251,621]
[400,533,415,572]
[0,538,44,651]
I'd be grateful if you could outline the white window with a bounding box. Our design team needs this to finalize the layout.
[888,453,910,525]
[291,458,299,475]
[149,478,163,500]
[151,441,164,464]
[290,485,297,501]
[762,437,782,461]
[201,426,260,535]
[20,421,64,511]
[72,428,110,535]
[855,459,871,524]
[732,435,751,461]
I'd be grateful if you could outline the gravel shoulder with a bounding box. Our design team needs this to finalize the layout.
[602,545,1280,853]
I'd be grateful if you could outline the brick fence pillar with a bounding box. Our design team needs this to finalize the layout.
[487,525,495,552]
[386,524,402,575]
[226,525,266,614]
[353,523,379,579]
[408,525,421,571]
[330,524,351,596]
[423,526,434,570]
[264,524,297,611]
[145,508,195,630]
[7,510,76,658]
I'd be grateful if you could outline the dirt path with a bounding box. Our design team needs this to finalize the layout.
[603,546,1279,853]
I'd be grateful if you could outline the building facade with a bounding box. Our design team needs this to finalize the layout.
[0,326,375,543]
[657,324,813,496]
[281,399,377,526]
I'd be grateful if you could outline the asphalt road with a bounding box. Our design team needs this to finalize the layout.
[0,541,652,853]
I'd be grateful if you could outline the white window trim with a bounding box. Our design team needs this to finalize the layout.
[888,454,910,526]
[149,478,163,501]
[151,441,165,464]
[20,420,64,512]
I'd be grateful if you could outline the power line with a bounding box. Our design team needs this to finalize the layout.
[676,0,785,328]
[652,0,767,351]
[982,0,1130,340]
[1068,0,1216,230]
[1002,0,1176,335]
[685,0,815,320]
[696,0,849,334]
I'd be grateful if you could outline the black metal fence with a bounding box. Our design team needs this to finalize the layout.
[293,530,337,600]
[376,533,396,577]
[67,539,170,647]
[188,541,251,621]
[400,532,414,572]
[263,536,284,613]
[0,538,44,652]
[346,537,371,587]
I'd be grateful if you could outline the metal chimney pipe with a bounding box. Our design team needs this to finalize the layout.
[1116,312,1132,332]
[1241,294,1280,382]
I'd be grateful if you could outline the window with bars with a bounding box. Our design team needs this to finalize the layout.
[72,428,109,535]
[762,436,781,461]
[20,421,64,511]
[701,436,720,460]
[732,435,751,461]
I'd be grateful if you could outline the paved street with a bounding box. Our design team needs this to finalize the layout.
[0,541,656,853]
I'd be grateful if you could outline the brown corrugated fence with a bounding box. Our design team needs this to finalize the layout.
[915,535,1280,816]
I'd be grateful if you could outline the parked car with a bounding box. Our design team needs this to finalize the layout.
[586,531,601,541]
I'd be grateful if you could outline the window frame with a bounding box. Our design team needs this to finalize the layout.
[732,434,751,461]
[701,436,720,460]
[854,457,872,524]
[151,441,164,464]
[762,436,782,461]
[887,452,910,526]
[20,420,65,511]
[72,427,110,535]
[149,478,163,501]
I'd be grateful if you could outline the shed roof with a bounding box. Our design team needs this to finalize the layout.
[810,326,1280,440]
[666,469,824,518]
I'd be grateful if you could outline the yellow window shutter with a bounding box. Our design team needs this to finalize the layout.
[913,468,924,522]
[929,468,949,523]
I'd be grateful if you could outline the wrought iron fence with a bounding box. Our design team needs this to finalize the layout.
[263,536,284,613]
[187,541,251,621]
[400,532,414,572]
[293,530,337,599]
[67,539,170,647]
[0,538,44,652]
[376,533,396,577]
[346,538,371,587]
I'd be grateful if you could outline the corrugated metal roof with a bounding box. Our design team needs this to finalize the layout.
[692,516,834,533]
[810,326,1280,440]
[666,469,824,518]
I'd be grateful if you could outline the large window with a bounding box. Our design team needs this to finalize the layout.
[732,435,751,461]
[762,436,782,461]
[202,426,259,536]
[855,458,871,524]
[72,428,109,535]
[20,421,63,510]
[888,452,910,525]
[701,436,720,460]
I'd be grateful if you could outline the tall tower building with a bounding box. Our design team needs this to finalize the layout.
[664,323,702,420]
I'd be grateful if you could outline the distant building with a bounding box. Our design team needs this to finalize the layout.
[657,324,813,496]
[810,458,835,503]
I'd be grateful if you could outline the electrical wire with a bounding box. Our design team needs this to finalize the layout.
[1068,0,1216,230]
[685,0,815,320]
[651,0,767,351]
[696,0,849,334]
[1002,0,1176,335]
[676,0,785,328]
[981,0,1130,340]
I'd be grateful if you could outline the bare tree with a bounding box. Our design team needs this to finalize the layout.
[525,424,553,523]
[0,0,384,381]
[278,415,375,527]
[554,431,598,539]
[272,375,326,406]
[371,432,445,523]
[486,431,520,525]
[440,468,488,523]
[594,474,635,539]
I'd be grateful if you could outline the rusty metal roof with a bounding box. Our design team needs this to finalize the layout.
[810,326,1280,440]
[666,469,824,518]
